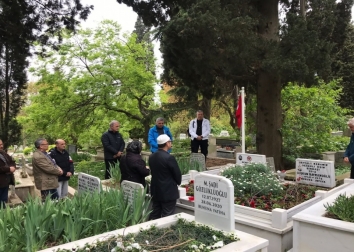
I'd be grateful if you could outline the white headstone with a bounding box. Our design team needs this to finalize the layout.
[194,173,234,232]
[78,173,101,194]
[179,133,187,140]
[236,153,267,165]
[295,158,335,188]
[219,130,230,137]
[121,180,144,207]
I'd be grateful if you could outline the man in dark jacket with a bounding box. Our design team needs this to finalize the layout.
[149,134,181,220]
[49,139,74,198]
[0,140,15,208]
[101,120,125,179]
[344,118,354,179]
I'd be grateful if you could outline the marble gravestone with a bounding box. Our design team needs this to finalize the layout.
[236,153,267,165]
[190,153,206,171]
[295,158,335,188]
[121,180,144,207]
[179,133,187,140]
[194,173,235,232]
[78,173,101,194]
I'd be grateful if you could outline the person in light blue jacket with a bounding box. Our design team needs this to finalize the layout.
[148,118,173,153]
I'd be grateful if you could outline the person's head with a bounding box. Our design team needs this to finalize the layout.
[0,140,3,151]
[35,138,49,151]
[348,118,354,133]
[196,110,204,120]
[126,140,142,154]
[55,139,66,151]
[109,120,120,132]
[157,134,172,151]
[155,117,165,129]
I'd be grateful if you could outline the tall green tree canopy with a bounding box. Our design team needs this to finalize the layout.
[0,0,92,149]
[21,20,158,146]
[117,0,353,169]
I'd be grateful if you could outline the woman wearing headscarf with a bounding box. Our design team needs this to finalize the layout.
[119,140,150,187]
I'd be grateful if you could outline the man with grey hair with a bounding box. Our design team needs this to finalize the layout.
[344,118,354,179]
[32,138,63,200]
[101,120,125,179]
[148,117,173,153]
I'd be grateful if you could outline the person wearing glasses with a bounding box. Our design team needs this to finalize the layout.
[148,117,173,153]
[32,138,63,200]
[344,118,354,179]
[0,139,16,208]
[148,134,181,220]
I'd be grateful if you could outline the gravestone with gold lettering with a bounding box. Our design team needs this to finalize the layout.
[78,173,101,194]
[295,158,335,188]
[194,173,234,232]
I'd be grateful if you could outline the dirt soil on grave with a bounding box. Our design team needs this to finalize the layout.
[206,157,234,168]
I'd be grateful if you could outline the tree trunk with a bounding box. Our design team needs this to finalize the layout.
[256,0,283,170]
[200,97,211,119]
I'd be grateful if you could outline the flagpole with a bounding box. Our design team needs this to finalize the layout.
[241,87,245,153]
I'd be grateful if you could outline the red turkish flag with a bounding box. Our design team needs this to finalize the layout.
[235,95,242,128]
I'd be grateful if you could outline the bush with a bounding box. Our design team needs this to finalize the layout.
[221,163,283,197]
[70,152,92,162]
[23,147,34,155]
[325,193,354,222]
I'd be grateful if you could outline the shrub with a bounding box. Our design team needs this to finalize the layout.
[221,163,283,197]
[23,147,34,155]
[70,152,92,162]
[325,193,354,222]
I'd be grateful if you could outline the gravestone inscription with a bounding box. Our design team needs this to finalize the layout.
[121,180,144,206]
[295,158,335,188]
[78,173,101,194]
[194,173,234,232]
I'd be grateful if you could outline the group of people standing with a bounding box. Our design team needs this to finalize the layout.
[100,110,210,219]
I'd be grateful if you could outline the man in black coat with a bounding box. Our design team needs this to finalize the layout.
[149,134,182,220]
[49,139,74,198]
[101,120,125,179]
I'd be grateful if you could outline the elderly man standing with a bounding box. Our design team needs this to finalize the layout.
[344,118,354,179]
[0,139,15,208]
[149,134,181,220]
[189,110,211,159]
[32,138,63,200]
[101,120,125,179]
[148,117,173,153]
[49,139,74,199]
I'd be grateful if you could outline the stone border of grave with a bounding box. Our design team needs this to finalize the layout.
[175,169,354,252]
[292,179,354,252]
[37,213,269,252]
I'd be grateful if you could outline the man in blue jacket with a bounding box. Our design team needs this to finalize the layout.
[148,117,173,153]
[344,118,354,179]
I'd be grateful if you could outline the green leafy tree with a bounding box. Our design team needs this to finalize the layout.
[21,20,158,147]
[282,80,348,157]
[0,0,92,149]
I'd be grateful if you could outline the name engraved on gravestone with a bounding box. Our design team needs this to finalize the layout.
[236,153,267,165]
[194,173,234,232]
[78,173,101,194]
[121,180,144,206]
[295,158,335,188]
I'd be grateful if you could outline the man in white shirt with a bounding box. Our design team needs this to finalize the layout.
[188,110,211,159]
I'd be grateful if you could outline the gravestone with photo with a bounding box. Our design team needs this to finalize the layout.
[78,173,101,194]
[194,173,234,232]
[121,180,144,207]
[236,153,267,165]
[190,153,206,171]
[295,158,335,188]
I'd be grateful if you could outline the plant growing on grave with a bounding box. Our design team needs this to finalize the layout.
[176,157,203,175]
[221,163,283,197]
[57,218,239,252]
[70,152,92,162]
[325,193,354,222]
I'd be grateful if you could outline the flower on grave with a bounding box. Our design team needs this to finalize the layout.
[281,170,286,173]
[297,176,302,182]
[190,179,194,184]
[188,196,195,201]
[250,199,256,208]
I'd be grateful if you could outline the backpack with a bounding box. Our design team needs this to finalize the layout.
[187,121,195,137]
